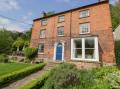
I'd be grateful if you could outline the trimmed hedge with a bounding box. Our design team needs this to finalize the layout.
[0,63,46,87]
[21,71,50,89]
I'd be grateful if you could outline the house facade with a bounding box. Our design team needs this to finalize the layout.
[30,0,115,68]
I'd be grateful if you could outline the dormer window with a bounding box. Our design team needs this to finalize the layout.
[58,16,64,22]
[41,19,47,26]
[80,10,89,18]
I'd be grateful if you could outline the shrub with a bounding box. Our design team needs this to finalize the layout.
[42,63,80,89]
[73,70,96,89]
[0,54,9,63]
[21,71,50,89]
[93,66,118,79]
[91,79,111,89]
[115,41,120,65]
[0,63,45,87]
[106,71,120,89]
[23,48,38,62]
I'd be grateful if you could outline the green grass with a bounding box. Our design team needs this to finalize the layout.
[0,63,32,77]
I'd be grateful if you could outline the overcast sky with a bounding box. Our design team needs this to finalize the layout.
[0,0,117,32]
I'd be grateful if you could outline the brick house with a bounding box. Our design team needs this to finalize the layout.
[30,0,115,68]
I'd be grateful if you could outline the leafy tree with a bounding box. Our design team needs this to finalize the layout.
[0,29,13,54]
[12,37,24,52]
[23,48,38,62]
[111,0,120,30]
[21,29,32,41]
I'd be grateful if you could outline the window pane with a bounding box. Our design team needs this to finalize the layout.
[38,44,44,53]
[80,10,89,18]
[40,30,46,38]
[74,49,82,58]
[57,27,64,36]
[85,38,94,48]
[74,39,82,48]
[41,19,47,25]
[80,23,90,34]
[85,49,95,59]
[59,16,64,22]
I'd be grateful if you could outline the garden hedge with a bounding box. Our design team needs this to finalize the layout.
[21,71,50,89]
[0,63,46,87]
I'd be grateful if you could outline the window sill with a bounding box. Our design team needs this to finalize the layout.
[79,16,90,19]
[58,21,65,23]
[79,32,90,35]
[40,37,46,39]
[71,59,100,63]
[38,53,44,55]
[57,35,64,37]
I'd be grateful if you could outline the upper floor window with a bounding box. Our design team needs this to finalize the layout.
[40,29,46,38]
[80,10,89,18]
[80,23,90,34]
[57,26,64,36]
[38,43,44,53]
[41,19,47,26]
[58,16,64,22]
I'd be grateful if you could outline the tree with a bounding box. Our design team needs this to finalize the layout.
[111,0,120,30]
[0,29,13,54]
[12,37,24,52]
[23,48,38,63]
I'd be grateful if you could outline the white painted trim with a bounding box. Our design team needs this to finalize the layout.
[53,42,64,61]
[71,37,99,62]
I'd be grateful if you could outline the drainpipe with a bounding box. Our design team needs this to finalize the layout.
[70,11,72,60]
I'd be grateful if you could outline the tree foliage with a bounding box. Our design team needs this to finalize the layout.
[111,0,120,30]
[12,37,24,51]
[0,29,13,54]
[23,48,38,61]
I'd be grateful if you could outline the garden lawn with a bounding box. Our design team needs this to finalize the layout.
[0,63,32,77]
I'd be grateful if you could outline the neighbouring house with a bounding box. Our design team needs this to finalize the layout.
[114,24,120,41]
[30,0,115,68]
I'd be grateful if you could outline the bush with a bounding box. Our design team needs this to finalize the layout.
[42,63,80,89]
[23,48,38,61]
[0,54,9,63]
[106,71,120,89]
[0,63,45,87]
[115,41,120,65]
[93,66,118,79]
[21,71,50,89]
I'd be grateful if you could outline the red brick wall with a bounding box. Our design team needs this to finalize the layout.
[30,2,115,65]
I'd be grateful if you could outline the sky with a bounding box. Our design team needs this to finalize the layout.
[0,0,118,32]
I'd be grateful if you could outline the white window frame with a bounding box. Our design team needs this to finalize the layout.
[58,15,64,22]
[80,23,90,34]
[57,26,64,36]
[40,29,46,38]
[71,37,99,62]
[80,10,89,18]
[41,19,47,26]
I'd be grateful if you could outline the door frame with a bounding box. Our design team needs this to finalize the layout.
[53,42,64,61]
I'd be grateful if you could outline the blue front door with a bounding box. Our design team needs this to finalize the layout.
[56,43,63,60]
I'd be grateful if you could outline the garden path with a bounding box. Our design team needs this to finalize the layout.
[1,62,56,89]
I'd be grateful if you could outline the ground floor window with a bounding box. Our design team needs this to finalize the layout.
[71,37,99,61]
[38,43,44,53]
